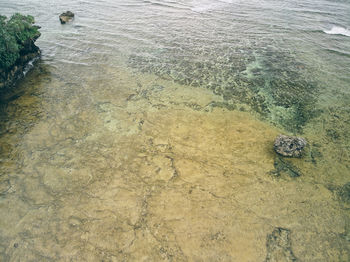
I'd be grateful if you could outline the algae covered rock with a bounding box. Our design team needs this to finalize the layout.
[274,134,307,158]
[59,11,74,24]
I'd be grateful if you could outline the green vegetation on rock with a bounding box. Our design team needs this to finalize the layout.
[0,13,41,72]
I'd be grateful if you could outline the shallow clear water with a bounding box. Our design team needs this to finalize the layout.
[0,0,349,261]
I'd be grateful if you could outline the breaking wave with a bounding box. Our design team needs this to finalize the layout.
[324,26,350,37]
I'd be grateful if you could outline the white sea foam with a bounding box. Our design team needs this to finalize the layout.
[324,26,350,37]
[23,57,40,76]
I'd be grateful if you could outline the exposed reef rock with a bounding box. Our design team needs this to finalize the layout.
[274,134,307,158]
[59,11,74,24]
[0,14,41,90]
[265,227,298,262]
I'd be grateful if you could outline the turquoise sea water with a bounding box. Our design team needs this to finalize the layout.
[0,0,349,261]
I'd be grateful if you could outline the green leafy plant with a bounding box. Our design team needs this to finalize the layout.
[0,13,40,71]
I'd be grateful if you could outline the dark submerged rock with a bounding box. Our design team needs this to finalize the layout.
[265,227,298,262]
[59,11,74,24]
[274,134,307,158]
[338,182,350,205]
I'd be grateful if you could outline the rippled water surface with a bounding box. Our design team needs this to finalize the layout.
[0,0,349,261]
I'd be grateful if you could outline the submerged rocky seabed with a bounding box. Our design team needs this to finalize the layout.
[129,44,320,134]
[0,57,349,260]
[129,43,350,181]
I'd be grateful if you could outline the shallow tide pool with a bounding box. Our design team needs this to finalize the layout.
[0,0,349,261]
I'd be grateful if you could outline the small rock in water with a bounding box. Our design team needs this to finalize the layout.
[59,11,74,24]
[274,134,307,158]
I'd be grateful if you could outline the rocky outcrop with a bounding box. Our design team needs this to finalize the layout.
[59,11,74,24]
[0,40,40,90]
[0,14,41,91]
[274,135,307,158]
